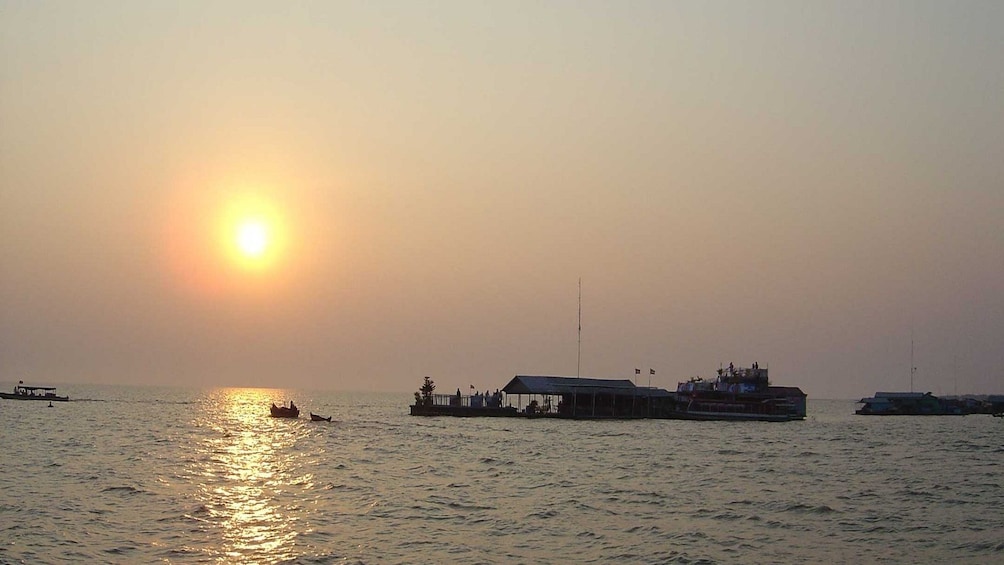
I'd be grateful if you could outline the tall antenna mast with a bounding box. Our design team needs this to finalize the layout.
[577,277,582,378]
[910,332,916,393]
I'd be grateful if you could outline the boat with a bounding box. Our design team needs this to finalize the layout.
[270,401,299,418]
[310,413,331,422]
[0,381,68,402]
[856,392,963,415]
[666,363,806,421]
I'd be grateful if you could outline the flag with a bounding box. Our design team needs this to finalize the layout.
[470,384,475,390]
[650,369,656,375]
[634,368,640,375]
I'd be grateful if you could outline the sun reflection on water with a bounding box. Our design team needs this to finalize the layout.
[193,388,307,562]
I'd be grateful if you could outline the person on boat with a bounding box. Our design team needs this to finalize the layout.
[289,400,297,411]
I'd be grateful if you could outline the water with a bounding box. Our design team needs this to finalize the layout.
[1,385,1001,564]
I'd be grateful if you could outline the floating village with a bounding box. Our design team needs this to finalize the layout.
[408,363,1004,422]
[5,365,1003,421]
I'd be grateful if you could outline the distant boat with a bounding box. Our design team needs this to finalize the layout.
[310,413,332,422]
[0,382,68,402]
[855,392,963,415]
[270,402,299,418]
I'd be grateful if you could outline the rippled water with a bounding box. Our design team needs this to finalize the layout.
[1,385,1002,564]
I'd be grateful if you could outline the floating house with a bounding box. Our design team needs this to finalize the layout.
[501,375,672,418]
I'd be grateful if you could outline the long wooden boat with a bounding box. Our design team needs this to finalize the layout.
[310,412,332,421]
[0,383,68,402]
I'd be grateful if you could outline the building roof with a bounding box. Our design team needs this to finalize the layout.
[503,375,663,396]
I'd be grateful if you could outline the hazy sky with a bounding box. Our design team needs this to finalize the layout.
[2,1,1001,398]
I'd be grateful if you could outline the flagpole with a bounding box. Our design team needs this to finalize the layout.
[648,369,653,418]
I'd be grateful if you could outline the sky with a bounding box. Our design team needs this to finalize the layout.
[1,1,1001,398]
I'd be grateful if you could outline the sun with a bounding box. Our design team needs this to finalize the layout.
[218,195,287,273]
[236,219,269,258]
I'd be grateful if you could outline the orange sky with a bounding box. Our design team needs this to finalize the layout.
[1,2,1002,397]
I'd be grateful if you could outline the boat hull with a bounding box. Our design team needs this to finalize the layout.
[855,410,964,416]
[0,392,68,401]
[662,409,799,422]
[270,406,299,418]
[664,390,805,422]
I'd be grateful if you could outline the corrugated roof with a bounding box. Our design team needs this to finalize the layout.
[503,375,647,395]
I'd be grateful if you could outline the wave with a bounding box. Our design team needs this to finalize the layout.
[100,485,146,495]
[780,503,839,514]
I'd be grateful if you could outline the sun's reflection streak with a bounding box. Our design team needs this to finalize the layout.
[190,388,307,562]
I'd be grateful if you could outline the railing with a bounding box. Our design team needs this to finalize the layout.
[428,392,504,408]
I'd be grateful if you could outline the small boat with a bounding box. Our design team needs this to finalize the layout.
[270,401,299,418]
[0,381,69,402]
[310,413,332,422]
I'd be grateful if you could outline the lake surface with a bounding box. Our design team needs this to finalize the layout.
[1,385,1001,563]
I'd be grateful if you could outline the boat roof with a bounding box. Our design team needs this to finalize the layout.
[766,386,806,397]
[859,392,938,403]
[503,375,670,396]
[15,385,58,391]
[873,391,931,399]
[858,396,893,403]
